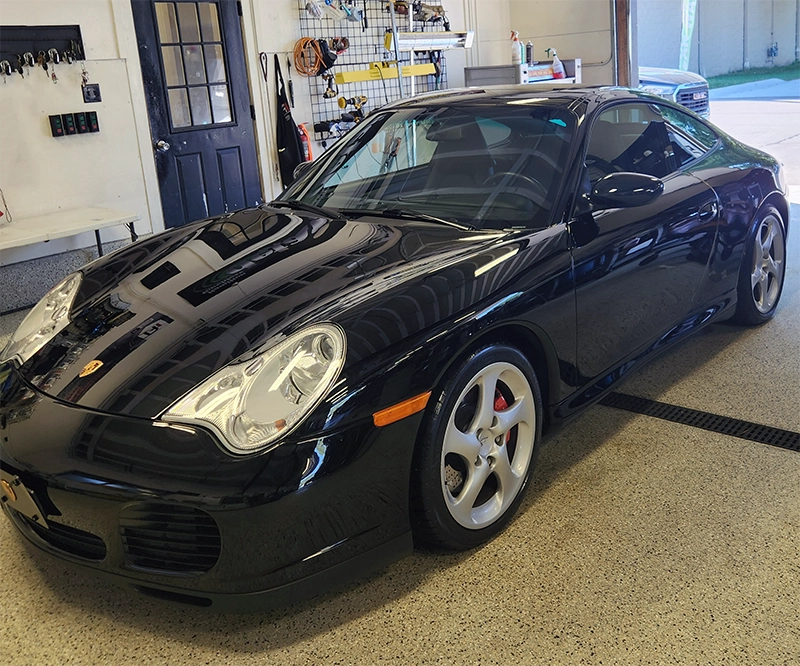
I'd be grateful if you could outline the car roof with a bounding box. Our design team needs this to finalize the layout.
[384,85,648,110]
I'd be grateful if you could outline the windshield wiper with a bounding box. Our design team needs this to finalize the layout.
[337,207,474,231]
[270,199,345,221]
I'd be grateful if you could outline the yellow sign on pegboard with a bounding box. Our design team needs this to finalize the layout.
[334,63,436,85]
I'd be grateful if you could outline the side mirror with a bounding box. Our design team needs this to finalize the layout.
[591,172,664,209]
[293,160,315,181]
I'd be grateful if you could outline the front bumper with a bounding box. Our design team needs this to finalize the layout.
[0,366,419,610]
[4,503,412,611]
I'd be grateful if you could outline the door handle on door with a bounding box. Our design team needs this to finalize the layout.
[699,201,718,221]
[155,140,171,153]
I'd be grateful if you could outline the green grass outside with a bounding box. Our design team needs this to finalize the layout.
[706,61,800,89]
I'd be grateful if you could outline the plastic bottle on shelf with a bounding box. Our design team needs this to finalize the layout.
[551,49,566,79]
[511,31,523,65]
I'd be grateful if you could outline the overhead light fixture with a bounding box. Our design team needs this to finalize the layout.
[384,31,474,52]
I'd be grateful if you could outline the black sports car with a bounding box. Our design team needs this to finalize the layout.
[0,86,788,611]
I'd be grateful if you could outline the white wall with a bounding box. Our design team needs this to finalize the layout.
[509,0,616,84]
[464,0,513,67]
[460,0,617,84]
[0,0,157,265]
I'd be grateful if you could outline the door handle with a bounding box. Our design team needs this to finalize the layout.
[699,201,718,221]
[155,139,171,153]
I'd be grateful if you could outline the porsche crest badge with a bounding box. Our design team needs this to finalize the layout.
[0,479,16,502]
[79,360,104,377]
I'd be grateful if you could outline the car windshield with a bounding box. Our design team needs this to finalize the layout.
[282,104,576,230]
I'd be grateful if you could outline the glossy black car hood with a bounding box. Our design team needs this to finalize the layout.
[11,205,510,418]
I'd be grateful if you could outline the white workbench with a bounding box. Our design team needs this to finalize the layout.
[0,207,140,256]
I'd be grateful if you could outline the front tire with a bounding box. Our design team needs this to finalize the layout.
[410,345,542,550]
[732,204,787,325]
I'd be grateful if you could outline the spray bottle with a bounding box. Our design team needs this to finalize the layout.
[511,31,523,65]
[551,48,566,79]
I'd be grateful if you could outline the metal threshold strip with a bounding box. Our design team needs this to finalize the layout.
[599,392,800,453]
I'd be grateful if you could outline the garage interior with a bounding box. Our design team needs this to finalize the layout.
[1,0,799,664]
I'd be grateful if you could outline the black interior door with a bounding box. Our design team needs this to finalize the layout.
[132,0,262,228]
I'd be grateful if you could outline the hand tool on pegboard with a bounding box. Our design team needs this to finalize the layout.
[286,56,295,107]
[259,51,268,85]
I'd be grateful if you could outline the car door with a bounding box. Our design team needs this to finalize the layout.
[569,101,719,382]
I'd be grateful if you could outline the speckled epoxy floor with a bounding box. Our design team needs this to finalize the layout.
[1,406,798,665]
[1,99,799,665]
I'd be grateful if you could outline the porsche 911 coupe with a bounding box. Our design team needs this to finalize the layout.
[0,86,788,611]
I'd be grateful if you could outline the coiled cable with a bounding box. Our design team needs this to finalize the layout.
[294,37,323,76]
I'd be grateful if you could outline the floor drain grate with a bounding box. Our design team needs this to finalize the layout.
[599,392,800,453]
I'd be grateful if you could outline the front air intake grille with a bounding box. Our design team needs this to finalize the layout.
[19,512,107,561]
[119,503,221,575]
[676,84,710,115]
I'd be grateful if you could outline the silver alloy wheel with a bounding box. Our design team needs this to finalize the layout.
[750,213,786,313]
[440,361,535,529]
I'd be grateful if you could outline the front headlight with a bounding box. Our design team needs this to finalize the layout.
[640,83,676,100]
[1,273,82,365]
[162,323,346,455]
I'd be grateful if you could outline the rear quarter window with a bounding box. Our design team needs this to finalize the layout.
[660,106,718,151]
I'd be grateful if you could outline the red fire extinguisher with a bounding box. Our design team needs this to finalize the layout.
[298,123,313,162]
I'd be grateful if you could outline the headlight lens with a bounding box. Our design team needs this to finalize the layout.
[1,273,82,364]
[162,323,346,455]
[640,84,676,100]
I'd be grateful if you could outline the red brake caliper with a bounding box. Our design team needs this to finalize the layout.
[494,390,512,442]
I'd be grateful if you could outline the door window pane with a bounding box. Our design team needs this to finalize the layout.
[168,88,192,128]
[176,3,201,42]
[160,1,233,129]
[198,3,222,42]
[586,104,675,183]
[155,3,180,43]
[204,44,226,82]
[183,45,206,84]
[161,46,185,86]
[189,87,212,125]
[210,85,231,123]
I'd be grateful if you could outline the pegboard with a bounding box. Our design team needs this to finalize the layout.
[296,1,450,144]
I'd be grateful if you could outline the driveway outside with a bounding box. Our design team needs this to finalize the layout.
[710,78,800,206]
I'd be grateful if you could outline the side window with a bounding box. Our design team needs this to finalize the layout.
[660,106,718,150]
[660,105,718,168]
[585,103,676,185]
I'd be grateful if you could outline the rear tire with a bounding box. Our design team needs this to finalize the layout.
[732,205,786,326]
[410,345,542,550]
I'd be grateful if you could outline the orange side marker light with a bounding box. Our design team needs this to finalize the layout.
[373,391,431,428]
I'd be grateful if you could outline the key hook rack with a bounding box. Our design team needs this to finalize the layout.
[0,24,86,81]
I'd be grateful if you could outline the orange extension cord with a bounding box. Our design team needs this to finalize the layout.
[293,37,323,76]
